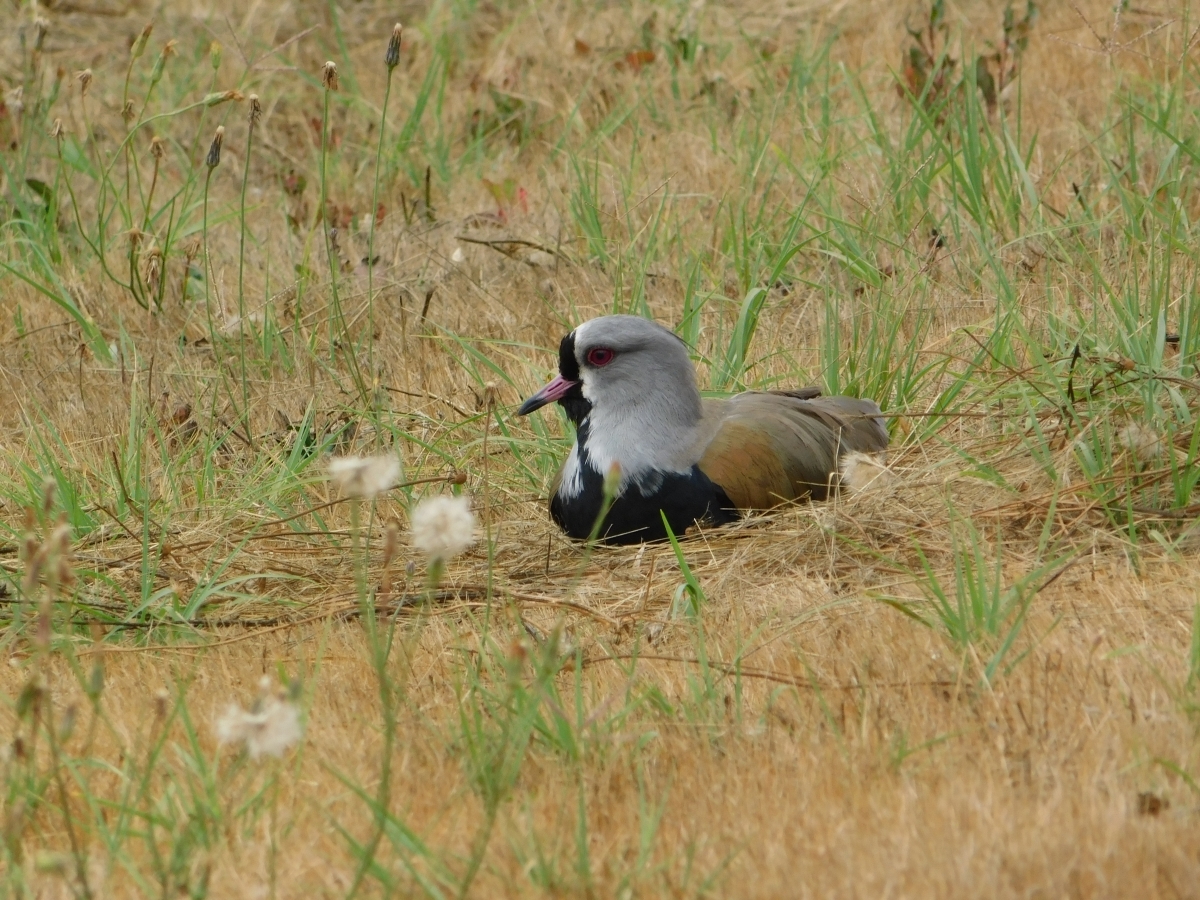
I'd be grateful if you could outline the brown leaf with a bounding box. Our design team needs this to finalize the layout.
[617,49,656,72]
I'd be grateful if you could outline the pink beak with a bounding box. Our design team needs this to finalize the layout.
[517,374,578,415]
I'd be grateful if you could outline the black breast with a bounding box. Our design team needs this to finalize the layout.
[550,455,739,544]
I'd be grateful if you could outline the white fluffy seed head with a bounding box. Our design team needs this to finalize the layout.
[1117,423,1163,462]
[839,451,895,493]
[215,690,303,759]
[329,454,401,499]
[411,494,477,562]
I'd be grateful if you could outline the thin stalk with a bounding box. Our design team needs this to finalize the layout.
[55,137,104,268]
[238,111,257,325]
[368,28,402,380]
[202,141,220,344]
[237,97,261,443]
[319,72,340,356]
[345,500,398,899]
[319,64,369,404]
[41,700,94,900]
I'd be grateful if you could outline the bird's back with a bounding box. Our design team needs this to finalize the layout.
[696,391,888,509]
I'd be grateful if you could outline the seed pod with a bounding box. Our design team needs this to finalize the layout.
[322,61,339,92]
[149,41,177,86]
[205,126,224,169]
[131,23,153,60]
[203,89,244,106]
[386,24,403,70]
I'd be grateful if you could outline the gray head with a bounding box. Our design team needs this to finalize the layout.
[518,315,701,423]
[518,316,705,484]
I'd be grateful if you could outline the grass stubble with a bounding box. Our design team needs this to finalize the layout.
[0,0,1199,896]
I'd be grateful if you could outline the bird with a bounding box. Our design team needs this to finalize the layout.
[517,315,889,544]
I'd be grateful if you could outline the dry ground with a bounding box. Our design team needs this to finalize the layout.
[1,0,1199,896]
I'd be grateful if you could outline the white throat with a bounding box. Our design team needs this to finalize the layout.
[558,394,701,500]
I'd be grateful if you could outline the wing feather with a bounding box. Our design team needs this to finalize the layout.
[697,393,888,509]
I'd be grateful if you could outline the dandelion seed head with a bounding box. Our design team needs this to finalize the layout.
[215,688,302,759]
[1118,423,1162,462]
[329,454,401,499]
[411,494,477,562]
[839,451,895,493]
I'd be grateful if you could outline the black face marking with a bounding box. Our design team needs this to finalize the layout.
[556,330,591,426]
[559,390,591,427]
[550,439,738,545]
[558,331,580,382]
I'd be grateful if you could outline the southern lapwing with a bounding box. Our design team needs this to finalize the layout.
[518,315,889,544]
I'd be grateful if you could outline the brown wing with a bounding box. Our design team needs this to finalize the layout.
[697,393,888,510]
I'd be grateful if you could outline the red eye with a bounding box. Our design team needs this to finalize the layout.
[586,348,616,367]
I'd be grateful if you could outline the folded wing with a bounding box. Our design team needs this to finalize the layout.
[697,393,888,509]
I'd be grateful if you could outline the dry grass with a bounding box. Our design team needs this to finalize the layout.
[1,0,1199,896]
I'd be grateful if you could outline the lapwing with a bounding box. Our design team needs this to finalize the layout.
[518,315,889,544]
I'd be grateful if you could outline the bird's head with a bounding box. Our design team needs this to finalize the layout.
[517,316,699,426]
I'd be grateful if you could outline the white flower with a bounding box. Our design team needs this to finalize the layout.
[839,451,895,493]
[329,454,401,498]
[216,684,303,759]
[411,494,477,561]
